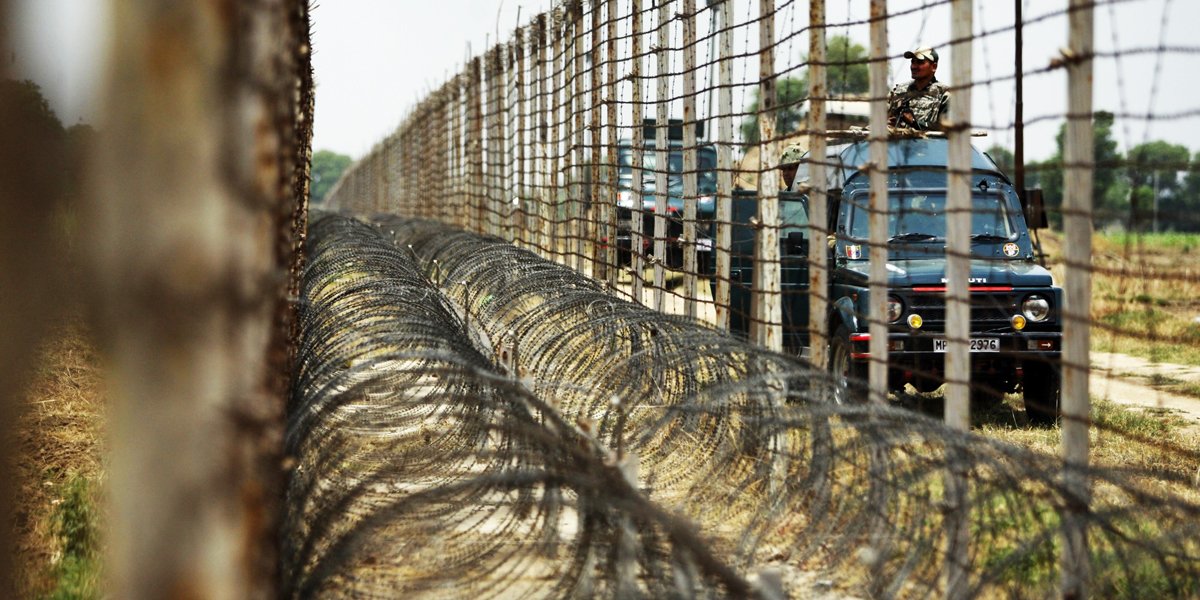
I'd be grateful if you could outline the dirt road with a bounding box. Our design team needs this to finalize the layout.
[1090,351,1200,430]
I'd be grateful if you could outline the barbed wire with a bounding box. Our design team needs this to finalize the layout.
[286,212,1200,597]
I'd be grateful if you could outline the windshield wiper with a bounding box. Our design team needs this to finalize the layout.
[969,233,1011,242]
[888,232,938,243]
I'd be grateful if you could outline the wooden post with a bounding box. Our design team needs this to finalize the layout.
[867,0,889,404]
[807,0,829,370]
[714,0,734,331]
[754,0,782,352]
[945,2,973,597]
[1062,0,1094,595]
[681,0,699,319]
[653,0,670,312]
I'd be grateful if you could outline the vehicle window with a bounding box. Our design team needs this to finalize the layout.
[782,198,809,237]
[847,192,1016,242]
[618,146,718,194]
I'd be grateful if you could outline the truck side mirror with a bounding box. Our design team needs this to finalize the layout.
[1023,188,1048,229]
[785,231,807,255]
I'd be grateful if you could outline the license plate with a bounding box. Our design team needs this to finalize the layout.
[933,338,999,352]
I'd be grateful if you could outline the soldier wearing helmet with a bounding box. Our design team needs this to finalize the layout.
[888,47,950,131]
[778,143,806,191]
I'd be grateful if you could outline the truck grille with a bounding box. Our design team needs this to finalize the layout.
[907,292,1018,327]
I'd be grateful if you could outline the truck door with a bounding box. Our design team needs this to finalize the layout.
[719,191,811,352]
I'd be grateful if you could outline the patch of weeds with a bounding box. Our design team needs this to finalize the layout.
[46,474,100,600]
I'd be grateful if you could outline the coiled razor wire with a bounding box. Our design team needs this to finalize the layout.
[285,212,1200,598]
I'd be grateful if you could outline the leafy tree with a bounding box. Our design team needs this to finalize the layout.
[1125,140,1190,231]
[984,144,1014,177]
[310,149,353,204]
[0,79,64,139]
[1180,151,1200,232]
[739,35,869,144]
[1034,111,1123,228]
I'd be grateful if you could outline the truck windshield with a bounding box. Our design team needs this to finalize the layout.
[618,146,718,195]
[847,193,1017,244]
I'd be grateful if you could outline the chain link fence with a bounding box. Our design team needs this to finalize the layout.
[313,0,1200,596]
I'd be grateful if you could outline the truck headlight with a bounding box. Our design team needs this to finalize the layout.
[887,295,903,323]
[1022,295,1051,322]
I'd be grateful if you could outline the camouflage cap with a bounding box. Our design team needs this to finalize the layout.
[904,46,939,63]
[779,143,805,166]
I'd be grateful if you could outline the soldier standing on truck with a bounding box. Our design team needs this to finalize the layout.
[888,46,950,131]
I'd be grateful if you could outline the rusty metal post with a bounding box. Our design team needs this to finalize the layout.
[515,32,529,248]
[652,1,671,312]
[88,1,312,596]
[713,0,734,331]
[588,1,604,280]
[470,57,486,234]
[630,0,647,303]
[551,15,565,263]
[603,0,620,289]
[681,0,699,318]
[571,4,589,274]
[867,0,889,404]
[754,0,782,352]
[944,2,974,598]
[807,0,829,369]
[1062,0,1095,595]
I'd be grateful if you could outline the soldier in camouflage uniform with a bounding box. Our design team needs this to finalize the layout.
[888,47,950,131]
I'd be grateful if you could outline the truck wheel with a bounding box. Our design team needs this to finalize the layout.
[1024,360,1061,427]
[830,325,867,404]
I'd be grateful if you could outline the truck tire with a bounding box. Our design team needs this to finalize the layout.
[1024,360,1061,427]
[830,325,867,404]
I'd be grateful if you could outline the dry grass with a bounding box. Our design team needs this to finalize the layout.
[1040,229,1200,365]
[13,320,106,598]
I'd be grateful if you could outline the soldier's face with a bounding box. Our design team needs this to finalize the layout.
[911,58,936,82]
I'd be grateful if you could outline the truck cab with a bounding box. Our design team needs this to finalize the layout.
[721,137,1062,423]
[615,119,717,266]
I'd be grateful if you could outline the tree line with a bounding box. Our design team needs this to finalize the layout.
[989,112,1200,233]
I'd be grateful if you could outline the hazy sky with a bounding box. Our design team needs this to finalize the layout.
[11,0,1200,164]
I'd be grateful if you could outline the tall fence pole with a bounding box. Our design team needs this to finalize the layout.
[713,0,734,332]
[589,2,603,280]
[551,16,565,263]
[604,0,620,289]
[807,0,828,370]
[88,1,311,596]
[1062,0,1094,595]
[754,0,782,352]
[536,16,551,252]
[514,34,528,248]
[867,0,889,403]
[944,1,974,597]
[470,57,485,234]
[681,0,699,319]
[653,0,670,312]
[571,4,589,274]
[630,0,647,303]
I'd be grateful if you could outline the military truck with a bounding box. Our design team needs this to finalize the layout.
[720,137,1062,424]
[614,119,717,266]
